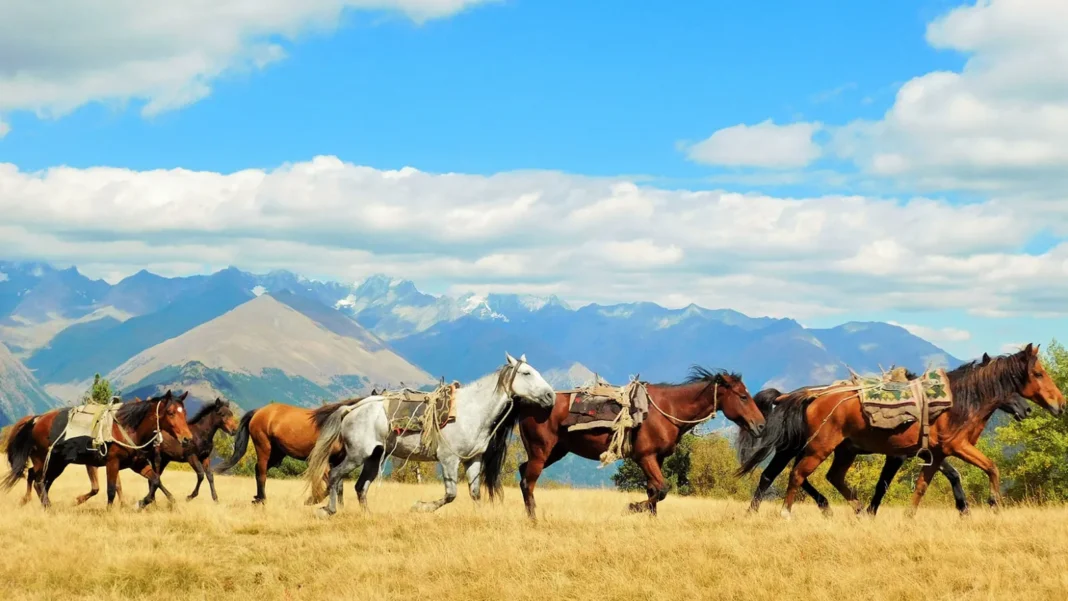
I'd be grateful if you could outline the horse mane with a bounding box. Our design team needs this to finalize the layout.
[944,348,1032,429]
[188,400,223,425]
[116,396,165,429]
[310,397,365,429]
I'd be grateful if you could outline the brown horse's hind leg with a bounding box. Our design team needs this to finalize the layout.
[628,454,667,516]
[75,465,101,505]
[520,444,567,521]
[782,444,838,519]
[251,435,279,504]
[824,448,860,515]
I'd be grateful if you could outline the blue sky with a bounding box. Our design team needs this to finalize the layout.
[2,0,1067,360]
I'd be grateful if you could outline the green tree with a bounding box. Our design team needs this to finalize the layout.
[991,339,1068,502]
[81,374,117,405]
[612,434,694,495]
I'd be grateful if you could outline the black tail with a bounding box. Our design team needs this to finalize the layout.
[2,418,37,491]
[214,409,255,473]
[736,389,814,476]
[481,403,520,502]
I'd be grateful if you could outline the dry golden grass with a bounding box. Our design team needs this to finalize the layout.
[1,470,1066,601]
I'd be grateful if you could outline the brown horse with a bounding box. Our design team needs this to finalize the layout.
[214,398,363,504]
[1,391,194,509]
[740,344,1064,518]
[66,397,240,505]
[517,367,765,518]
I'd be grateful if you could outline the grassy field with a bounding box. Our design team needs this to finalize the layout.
[1,470,1066,601]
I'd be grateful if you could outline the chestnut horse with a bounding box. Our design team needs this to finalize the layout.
[1,391,194,509]
[739,384,1034,516]
[65,398,240,506]
[740,344,1064,518]
[214,397,364,504]
[518,367,765,519]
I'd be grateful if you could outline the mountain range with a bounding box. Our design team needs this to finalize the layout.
[0,260,961,483]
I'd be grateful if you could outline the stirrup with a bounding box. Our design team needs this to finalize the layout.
[916,448,934,467]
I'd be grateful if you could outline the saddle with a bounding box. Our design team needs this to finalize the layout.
[382,382,459,453]
[559,377,651,466]
[848,367,954,464]
[49,397,126,453]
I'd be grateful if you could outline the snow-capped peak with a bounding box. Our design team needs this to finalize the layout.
[460,294,508,322]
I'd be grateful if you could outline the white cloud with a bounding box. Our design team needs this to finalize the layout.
[2,157,1067,319]
[1001,342,1026,354]
[0,0,491,122]
[0,120,8,138]
[685,120,823,169]
[830,0,1068,195]
[888,321,972,343]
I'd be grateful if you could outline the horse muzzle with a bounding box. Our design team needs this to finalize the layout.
[749,422,766,437]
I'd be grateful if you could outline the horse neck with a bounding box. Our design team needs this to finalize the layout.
[453,373,511,435]
[189,412,219,439]
[648,382,712,422]
[122,402,162,444]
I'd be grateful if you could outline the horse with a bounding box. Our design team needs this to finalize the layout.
[1,391,194,509]
[214,396,367,504]
[739,344,1064,518]
[67,397,240,505]
[517,367,766,519]
[739,384,1034,516]
[306,352,556,516]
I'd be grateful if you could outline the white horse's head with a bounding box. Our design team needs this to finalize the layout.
[498,352,556,408]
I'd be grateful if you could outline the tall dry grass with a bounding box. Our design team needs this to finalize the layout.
[1,469,1066,601]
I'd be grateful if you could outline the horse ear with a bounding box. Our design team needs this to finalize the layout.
[519,353,527,363]
[982,352,991,364]
[1033,343,1041,355]
[505,352,517,366]
[215,397,223,406]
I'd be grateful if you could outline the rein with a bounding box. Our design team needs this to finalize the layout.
[651,382,719,426]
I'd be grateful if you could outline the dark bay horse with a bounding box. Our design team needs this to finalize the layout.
[214,398,364,504]
[739,344,1064,518]
[69,398,240,505]
[518,367,765,518]
[1,391,194,509]
[740,384,1034,516]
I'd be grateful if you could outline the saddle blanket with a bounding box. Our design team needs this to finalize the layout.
[560,380,651,432]
[48,399,125,452]
[854,368,954,429]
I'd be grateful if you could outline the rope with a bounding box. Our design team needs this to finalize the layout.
[650,382,719,425]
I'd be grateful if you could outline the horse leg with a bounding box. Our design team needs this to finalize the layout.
[138,461,175,507]
[203,457,219,503]
[354,447,385,512]
[464,458,483,503]
[413,454,460,512]
[187,455,204,501]
[866,456,905,516]
[824,447,861,515]
[318,453,364,517]
[22,461,40,505]
[251,434,274,504]
[105,457,121,508]
[628,453,667,516]
[519,441,567,521]
[40,459,68,509]
[75,465,101,506]
[782,445,837,519]
[939,461,969,515]
[951,441,1002,510]
[749,451,793,513]
[906,456,944,518]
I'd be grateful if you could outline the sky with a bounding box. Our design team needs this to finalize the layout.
[2,0,1068,360]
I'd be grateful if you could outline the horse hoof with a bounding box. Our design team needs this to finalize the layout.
[316,507,335,519]
[820,506,833,518]
[779,508,793,520]
[251,497,265,505]
[186,495,195,502]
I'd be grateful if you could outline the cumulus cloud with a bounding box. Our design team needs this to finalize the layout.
[684,120,823,169]
[0,0,490,121]
[2,157,1066,319]
[831,0,1068,195]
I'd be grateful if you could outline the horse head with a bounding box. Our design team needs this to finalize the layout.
[1018,344,1065,416]
[502,352,555,408]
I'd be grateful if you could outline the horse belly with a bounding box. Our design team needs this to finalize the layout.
[50,437,109,467]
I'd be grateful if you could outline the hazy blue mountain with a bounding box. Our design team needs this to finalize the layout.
[101,269,206,315]
[0,262,109,323]
[0,342,59,426]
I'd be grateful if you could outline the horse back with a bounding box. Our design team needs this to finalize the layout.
[250,403,320,459]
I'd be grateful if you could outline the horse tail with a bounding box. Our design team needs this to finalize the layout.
[736,389,814,476]
[214,409,255,473]
[2,416,37,491]
[305,405,355,502]
[736,387,780,464]
[481,402,520,502]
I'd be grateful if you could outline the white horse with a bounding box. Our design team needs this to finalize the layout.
[306,352,555,516]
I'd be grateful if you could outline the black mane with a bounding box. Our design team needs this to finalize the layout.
[116,395,167,429]
[188,400,224,425]
[944,349,1031,429]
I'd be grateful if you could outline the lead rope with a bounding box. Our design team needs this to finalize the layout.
[650,382,719,426]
